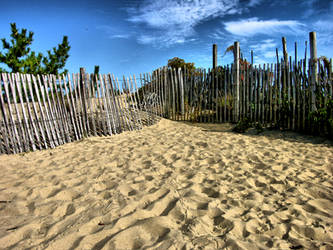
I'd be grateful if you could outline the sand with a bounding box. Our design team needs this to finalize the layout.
[0,118,332,250]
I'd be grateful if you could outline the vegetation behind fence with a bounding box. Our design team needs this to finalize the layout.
[150,58,332,138]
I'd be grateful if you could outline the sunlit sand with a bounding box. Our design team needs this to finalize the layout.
[1,118,332,249]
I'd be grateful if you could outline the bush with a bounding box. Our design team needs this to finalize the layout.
[306,98,333,139]
[232,117,264,134]
[232,117,252,133]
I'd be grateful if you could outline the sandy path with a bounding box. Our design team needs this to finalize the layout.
[0,119,332,249]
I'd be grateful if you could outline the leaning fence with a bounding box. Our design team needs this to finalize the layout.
[0,72,161,154]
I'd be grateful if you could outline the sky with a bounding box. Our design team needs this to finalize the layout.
[1,0,333,80]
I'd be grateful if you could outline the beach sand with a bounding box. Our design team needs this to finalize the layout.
[0,118,332,249]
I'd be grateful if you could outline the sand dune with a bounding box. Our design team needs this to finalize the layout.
[0,118,333,249]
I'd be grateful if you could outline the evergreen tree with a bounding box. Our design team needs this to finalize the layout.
[0,23,70,75]
[0,23,71,102]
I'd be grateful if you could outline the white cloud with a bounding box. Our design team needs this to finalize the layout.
[127,0,241,47]
[263,51,276,58]
[97,25,131,39]
[249,39,277,59]
[250,39,277,51]
[247,0,263,7]
[111,34,131,39]
[137,35,156,45]
[224,18,305,37]
[312,19,333,57]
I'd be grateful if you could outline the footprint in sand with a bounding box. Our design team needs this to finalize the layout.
[201,187,220,198]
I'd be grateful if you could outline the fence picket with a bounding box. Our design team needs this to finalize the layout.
[0,74,14,153]
[20,74,40,150]
[35,75,57,148]
[47,75,64,144]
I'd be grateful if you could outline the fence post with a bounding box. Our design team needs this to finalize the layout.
[213,44,217,69]
[234,41,240,122]
[282,37,288,66]
[179,67,184,117]
[309,31,317,112]
[79,67,88,136]
[294,42,297,65]
[251,50,254,65]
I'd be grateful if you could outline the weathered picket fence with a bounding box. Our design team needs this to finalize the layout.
[0,58,332,155]
[1,33,332,154]
[151,59,332,128]
[0,71,161,154]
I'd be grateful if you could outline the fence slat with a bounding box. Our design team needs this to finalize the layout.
[100,74,112,135]
[54,74,71,142]
[25,74,46,149]
[19,74,39,150]
[124,76,137,131]
[47,75,65,144]
[69,73,82,139]
[63,74,79,140]
[8,73,28,151]
[13,73,35,151]
[111,74,125,133]
[130,75,143,130]
[105,74,119,134]
[76,73,87,137]
[35,75,57,148]
[3,73,24,152]
[0,74,14,153]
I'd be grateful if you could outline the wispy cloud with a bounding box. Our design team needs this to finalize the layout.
[97,25,131,39]
[111,34,131,39]
[126,0,240,47]
[312,17,333,56]
[247,0,264,7]
[249,39,277,60]
[250,39,276,52]
[224,18,305,37]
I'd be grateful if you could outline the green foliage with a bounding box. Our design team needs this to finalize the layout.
[0,23,70,75]
[232,117,252,133]
[306,97,333,139]
[277,93,292,129]
[232,117,264,134]
[167,57,195,73]
[254,122,263,134]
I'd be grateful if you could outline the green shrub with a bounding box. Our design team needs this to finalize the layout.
[306,97,333,139]
[232,117,252,133]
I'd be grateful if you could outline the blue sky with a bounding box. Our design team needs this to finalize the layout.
[1,0,333,80]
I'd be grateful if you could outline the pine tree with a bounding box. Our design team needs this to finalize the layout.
[0,23,71,102]
[0,23,70,75]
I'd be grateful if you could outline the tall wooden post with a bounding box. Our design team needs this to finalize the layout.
[282,37,288,66]
[282,37,288,104]
[294,42,297,65]
[234,41,240,122]
[251,50,254,65]
[93,65,99,97]
[178,68,184,116]
[213,44,217,69]
[309,31,317,112]
[80,67,88,135]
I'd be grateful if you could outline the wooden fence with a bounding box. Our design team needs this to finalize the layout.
[1,58,332,155]
[1,34,332,154]
[150,58,332,129]
[0,72,161,154]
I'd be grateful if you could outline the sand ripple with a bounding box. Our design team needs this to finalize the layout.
[0,119,332,249]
